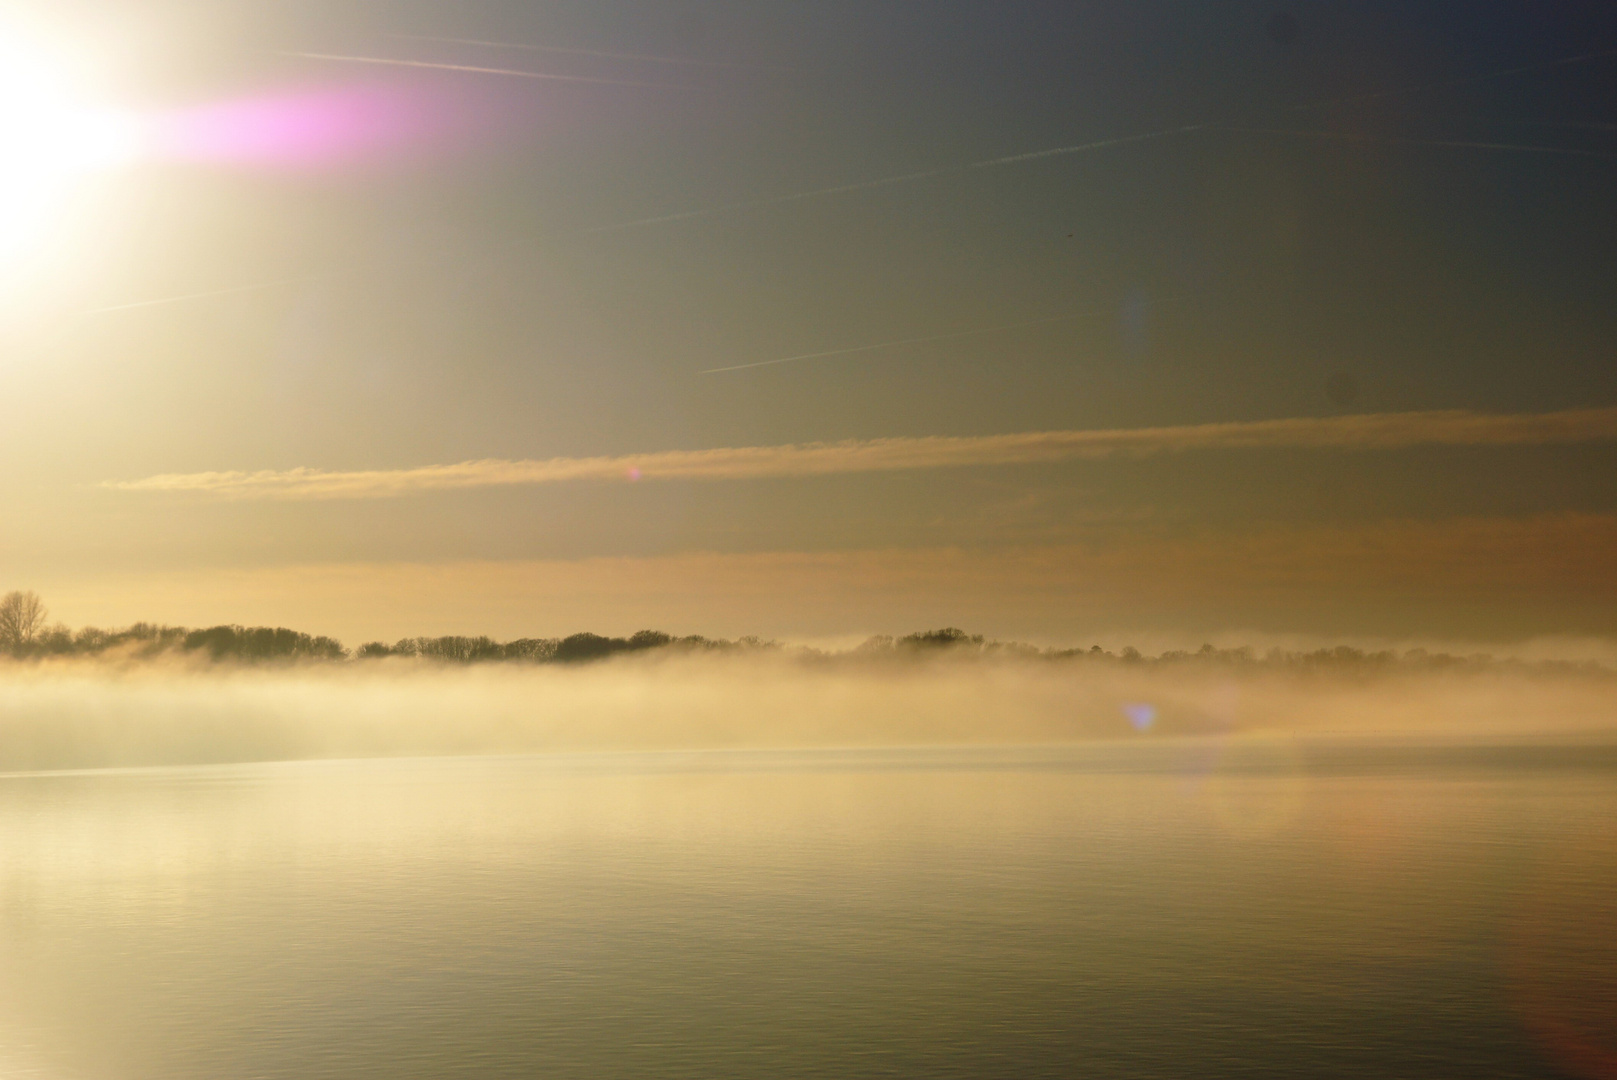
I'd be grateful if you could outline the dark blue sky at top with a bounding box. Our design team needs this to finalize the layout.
[27,0,1610,461]
[244,0,1617,450]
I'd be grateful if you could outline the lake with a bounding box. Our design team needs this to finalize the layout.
[0,741,1611,1078]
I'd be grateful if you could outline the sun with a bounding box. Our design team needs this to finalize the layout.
[0,33,140,264]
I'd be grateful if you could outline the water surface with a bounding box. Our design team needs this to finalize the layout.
[0,742,1611,1078]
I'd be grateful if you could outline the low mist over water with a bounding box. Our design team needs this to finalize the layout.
[1,647,1613,771]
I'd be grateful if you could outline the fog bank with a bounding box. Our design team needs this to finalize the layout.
[1,652,1612,772]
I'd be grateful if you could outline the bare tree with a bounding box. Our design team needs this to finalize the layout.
[0,591,47,649]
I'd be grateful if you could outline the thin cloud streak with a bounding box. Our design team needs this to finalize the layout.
[385,33,743,68]
[580,49,1611,234]
[81,280,303,315]
[700,310,1110,373]
[1287,48,1617,113]
[585,125,1208,233]
[106,407,1617,501]
[274,51,681,89]
[1223,125,1617,161]
[1467,117,1617,132]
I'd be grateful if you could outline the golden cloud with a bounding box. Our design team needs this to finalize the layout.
[104,407,1617,500]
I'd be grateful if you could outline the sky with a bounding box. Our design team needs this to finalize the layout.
[0,0,1614,646]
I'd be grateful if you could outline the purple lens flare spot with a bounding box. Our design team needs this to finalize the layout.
[1123,702,1157,731]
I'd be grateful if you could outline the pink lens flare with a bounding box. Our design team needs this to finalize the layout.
[147,80,513,170]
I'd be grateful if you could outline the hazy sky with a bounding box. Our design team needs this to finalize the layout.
[1,0,1614,644]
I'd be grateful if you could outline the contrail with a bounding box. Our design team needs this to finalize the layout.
[1287,47,1617,113]
[274,51,681,89]
[967,129,1209,167]
[582,167,967,231]
[1465,117,1617,132]
[582,48,1610,234]
[81,280,302,315]
[699,310,1114,374]
[385,33,743,68]
[1221,125,1617,161]
[586,125,1208,233]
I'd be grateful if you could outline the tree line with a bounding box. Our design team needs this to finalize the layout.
[0,590,1608,675]
[0,592,769,663]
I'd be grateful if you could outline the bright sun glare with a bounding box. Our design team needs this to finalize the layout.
[0,35,139,262]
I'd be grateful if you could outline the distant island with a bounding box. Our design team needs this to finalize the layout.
[0,591,1606,676]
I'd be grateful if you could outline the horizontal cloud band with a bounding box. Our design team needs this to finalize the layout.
[107,407,1617,501]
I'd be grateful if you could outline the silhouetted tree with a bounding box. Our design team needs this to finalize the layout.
[554,632,625,662]
[899,627,983,649]
[34,625,74,654]
[182,625,346,662]
[629,630,673,650]
[0,591,47,651]
[432,636,504,661]
[503,638,560,661]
